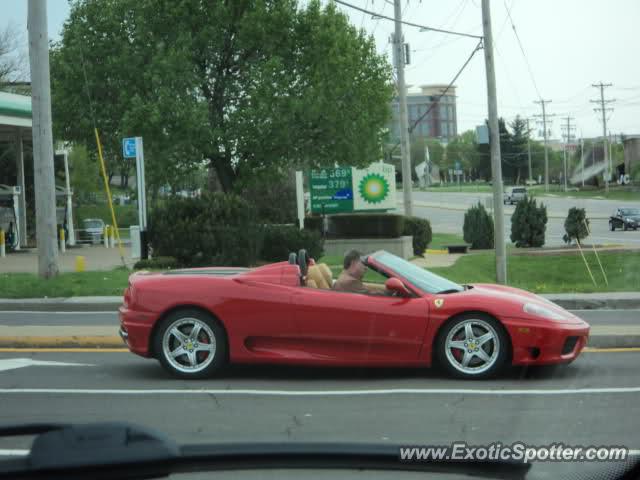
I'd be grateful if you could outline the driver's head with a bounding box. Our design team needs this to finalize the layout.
[344,249,366,279]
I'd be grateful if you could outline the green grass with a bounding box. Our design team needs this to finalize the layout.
[2,250,637,298]
[0,269,131,299]
[430,251,640,293]
[429,233,465,250]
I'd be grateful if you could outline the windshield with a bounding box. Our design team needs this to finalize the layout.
[372,251,464,294]
[83,220,103,229]
[620,208,640,216]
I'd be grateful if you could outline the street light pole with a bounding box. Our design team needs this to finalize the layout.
[481,0,507,284]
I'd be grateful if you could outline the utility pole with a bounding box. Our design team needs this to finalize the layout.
[609,130,613,182]
[28,0,59,278]
[591,82,614,194]
[580,134,585,187]
[393,0,413,216]
[533,100,554,192]
[526,118,533,183]
[481,0,507,284]
[561,116,575,192]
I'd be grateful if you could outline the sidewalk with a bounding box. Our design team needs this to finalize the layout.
[0,245,135,273]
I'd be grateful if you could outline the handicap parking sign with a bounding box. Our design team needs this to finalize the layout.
[123,138,137,158]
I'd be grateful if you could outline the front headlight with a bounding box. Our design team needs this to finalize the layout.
[523,302,566,321]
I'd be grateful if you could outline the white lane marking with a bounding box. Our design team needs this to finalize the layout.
[0,359,95,372]
[0,449,29,456]
[0,386,640,396]
[0,311,114,315]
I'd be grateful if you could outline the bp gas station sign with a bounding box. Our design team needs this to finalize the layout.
[310,163,396,214]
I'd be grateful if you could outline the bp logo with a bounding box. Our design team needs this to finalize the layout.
[358,173,389,204]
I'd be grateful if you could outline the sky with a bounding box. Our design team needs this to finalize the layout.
[3,0,640,141]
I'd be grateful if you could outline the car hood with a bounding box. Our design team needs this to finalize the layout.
[468,283,585,324]
[623,215,640,222]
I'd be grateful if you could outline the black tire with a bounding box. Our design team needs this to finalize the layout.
[623,222,629,231]
[610,221,615,231]
[153,308,228,379]
[435,313,510,380]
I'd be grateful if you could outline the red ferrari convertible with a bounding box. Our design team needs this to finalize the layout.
[118,250,590,379]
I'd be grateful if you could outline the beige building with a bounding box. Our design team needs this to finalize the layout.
[389,84,458,143]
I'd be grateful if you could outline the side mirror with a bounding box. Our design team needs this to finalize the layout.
[385,277,410,296]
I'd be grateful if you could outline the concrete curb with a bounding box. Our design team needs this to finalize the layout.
[0,297,122,312]
[0,336,124,348]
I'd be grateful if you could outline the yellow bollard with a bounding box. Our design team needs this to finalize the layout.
[0,229,5,258]
[104,225,110,248]
[59,228,66,253]
[75,255,86,272]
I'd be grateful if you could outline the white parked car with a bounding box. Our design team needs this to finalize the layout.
[503,187,527,205]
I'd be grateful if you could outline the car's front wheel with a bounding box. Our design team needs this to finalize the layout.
[435,313,510,379]
[154,309,227,379]
[610,221,615,231]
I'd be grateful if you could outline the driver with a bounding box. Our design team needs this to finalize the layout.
[332,250,387,296]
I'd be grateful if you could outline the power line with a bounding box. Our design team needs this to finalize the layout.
[389,38,484,155]
[360,0,370,28]
[406,0,470,68]
[370,0,387,35]
[333,0,483,39]
[503,0,541,100]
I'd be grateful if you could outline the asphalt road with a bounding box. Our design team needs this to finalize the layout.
[0,350,638,479]
[406,191,640,247]
[1,309,638,327]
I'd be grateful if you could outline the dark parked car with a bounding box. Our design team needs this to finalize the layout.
[609,208,640,231]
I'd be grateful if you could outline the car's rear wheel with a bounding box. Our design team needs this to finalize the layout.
[610,221,615,231]
[436,313,510,379]
[623,222,629,231]
[154,309,227,379]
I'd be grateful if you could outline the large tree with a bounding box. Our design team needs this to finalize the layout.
[51,0,393,194]
[0,24,25,85]
[445,130,477,179]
